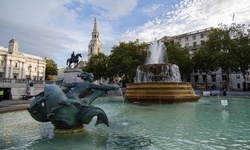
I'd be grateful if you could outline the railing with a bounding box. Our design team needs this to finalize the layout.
[15,79,28,84]
[0,78,12,83]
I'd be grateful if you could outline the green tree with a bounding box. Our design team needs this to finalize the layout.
[108,39,148,84]
[83,53,109,80]
[164,41,194,81]
[193,24,250,89]
[229,24,250,90]
[45,59,58,80]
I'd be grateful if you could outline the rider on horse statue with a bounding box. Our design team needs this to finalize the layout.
[71,51,75,60]
[67,51,82,68]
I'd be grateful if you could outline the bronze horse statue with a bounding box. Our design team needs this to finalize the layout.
[66,53,82,68]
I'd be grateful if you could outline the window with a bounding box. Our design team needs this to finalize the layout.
[0,61,3,66]
[13,73,18,79]
[192,35,196,40]
[194,76,198,82]
[202,75,207,82]
[222,75,227,81]
[193,42,197,47]
[185,37,189,41]
[200,34,204,38]
[237,83,241,89]
[212,75,216,82]
[15,63,18,68]
[178,38,181,42]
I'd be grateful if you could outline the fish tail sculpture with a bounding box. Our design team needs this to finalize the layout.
[28,84,110,131]
[27,94,49,122]
[77,105,109,127]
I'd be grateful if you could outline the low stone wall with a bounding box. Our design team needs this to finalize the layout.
[11,84,44,100]
[0,79,62,100]
[194,90,250,97]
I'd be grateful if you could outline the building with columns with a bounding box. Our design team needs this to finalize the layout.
[0,38,46,80]
[88,17,103,59]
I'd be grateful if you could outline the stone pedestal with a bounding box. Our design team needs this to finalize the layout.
[63,68,83,83]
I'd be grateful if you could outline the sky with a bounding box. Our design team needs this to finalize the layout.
[0,0,250,67]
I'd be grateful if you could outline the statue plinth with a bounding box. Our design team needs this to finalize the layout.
[63,68,82,83]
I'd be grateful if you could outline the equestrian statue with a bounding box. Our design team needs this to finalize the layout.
[66,51,82,68]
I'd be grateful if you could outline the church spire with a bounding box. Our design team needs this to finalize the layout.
[93,17,98,32]
[88,17,102,60]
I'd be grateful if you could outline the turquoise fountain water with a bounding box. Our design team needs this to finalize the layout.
[1,96,250,149]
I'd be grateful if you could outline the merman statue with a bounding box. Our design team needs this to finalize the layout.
[27,71,119,133]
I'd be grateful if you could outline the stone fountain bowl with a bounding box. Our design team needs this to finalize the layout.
[135,63,182,83]
[125,82,200,104]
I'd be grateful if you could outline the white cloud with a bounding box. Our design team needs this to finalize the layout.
[122,0,250,43]
[88,0,138,19]
[0,0,249,67]
[142,4,164,14]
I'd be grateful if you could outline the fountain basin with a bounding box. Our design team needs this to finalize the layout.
[125,82,200,103]
[1,97,250,149]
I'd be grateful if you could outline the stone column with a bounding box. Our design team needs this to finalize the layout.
[22,62,25,79]
[10,60,13,78]
[5,58,9,78]
[18,61,22,79]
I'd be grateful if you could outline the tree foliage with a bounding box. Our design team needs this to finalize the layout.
[164,41,193,81]
[83,53,109,80]
[108,39,148,84]
[192,24,250,88]
[45,59,58,80]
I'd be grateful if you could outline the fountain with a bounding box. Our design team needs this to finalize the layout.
[125,38,200,103]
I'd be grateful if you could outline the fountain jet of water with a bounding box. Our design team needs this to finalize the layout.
[146,38,168,64]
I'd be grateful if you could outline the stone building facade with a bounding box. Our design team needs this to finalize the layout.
[160,27,211,55]
[0,38,46,99]
[0,38,46,80]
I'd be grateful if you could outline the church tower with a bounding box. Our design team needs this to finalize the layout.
[88,17,102,59]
